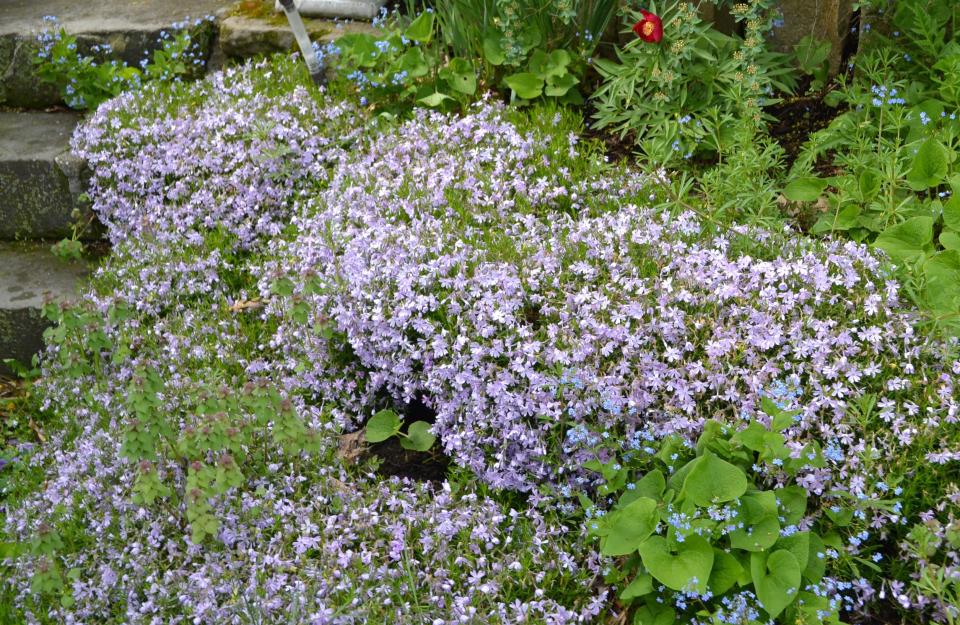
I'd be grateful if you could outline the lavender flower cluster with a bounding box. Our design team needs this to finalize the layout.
[4,51,960,622]
[2,59,610,623]
[265,103,959,512]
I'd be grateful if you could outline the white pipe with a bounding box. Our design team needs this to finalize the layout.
[278,0,324,86]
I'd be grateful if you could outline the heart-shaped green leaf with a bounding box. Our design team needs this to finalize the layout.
[709,549,743,595]
[730,491,780,552]
[439,58,476,95]
[638,534,714,593]
[907,138,950,190]
[874,216,934,262]
[632,603,676,625]
[784,177,828,202]
[776,486,808,525]
[619,573,653,601]
[775,531,811,571]
[941,231,960,251]
[923,250,960,313]
[399,420,436,451]
[404,11,435,43]
[751,549,802,618]
[601,497,659,556]
[682,451,748,507]
[364,409,401,443]
[504,72,543,99]
[803,532,827,583]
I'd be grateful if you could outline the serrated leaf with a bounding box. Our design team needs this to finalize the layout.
[399,420,436,451]
[364,409,401,443]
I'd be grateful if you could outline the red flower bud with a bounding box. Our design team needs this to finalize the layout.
[632,10,664,44]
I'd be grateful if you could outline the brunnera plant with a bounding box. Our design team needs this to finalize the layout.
[580,399,854,624]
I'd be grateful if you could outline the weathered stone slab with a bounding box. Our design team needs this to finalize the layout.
[0,244,88,375]
[219,14,377,60]
[0,112,87,240]
[274,0,386,20]
[768,0,855,77]
[0,0,228,108]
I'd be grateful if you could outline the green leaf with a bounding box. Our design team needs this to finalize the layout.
[804,533,827,583]
[775,531,811,571]
[439,58,476,95]
[545,72,579,97]
[404,12,435,43]
[923,250,960,312]
[600,497,660,556]
[634,469,666,500]
[777,486,808,525]
[732,423,766,451]
[417,92,453,108]
[364,409,401,443]
[784,177,828,202]
[638,534,714,593]
[907,138,950,190]
[398,48,429,78]
[399,420,436,451]
[632,604,676,625]
[620,573,653,600]
[482,35,506,65]
[940,231,960,250]
[825,505,854,527]
[751,550,802,618]
[944,186,960,231]
[709,549,743,595]
[730,491,781,552]
[504,72,543,99]
[873,216,934,262]
[682,451,748,507]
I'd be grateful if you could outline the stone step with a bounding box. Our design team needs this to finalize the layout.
[0,243,89,375]
[0,0,229,109]
[1,0,381,110]
[0,111,88,241]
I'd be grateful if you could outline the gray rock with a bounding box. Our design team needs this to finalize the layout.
[0,0,226,108]
[0,243,88,375]
[219,14,378,61]
[768,0,854,77]
[0,112,89,240]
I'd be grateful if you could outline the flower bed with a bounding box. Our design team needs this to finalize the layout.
[2,51,960,624]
